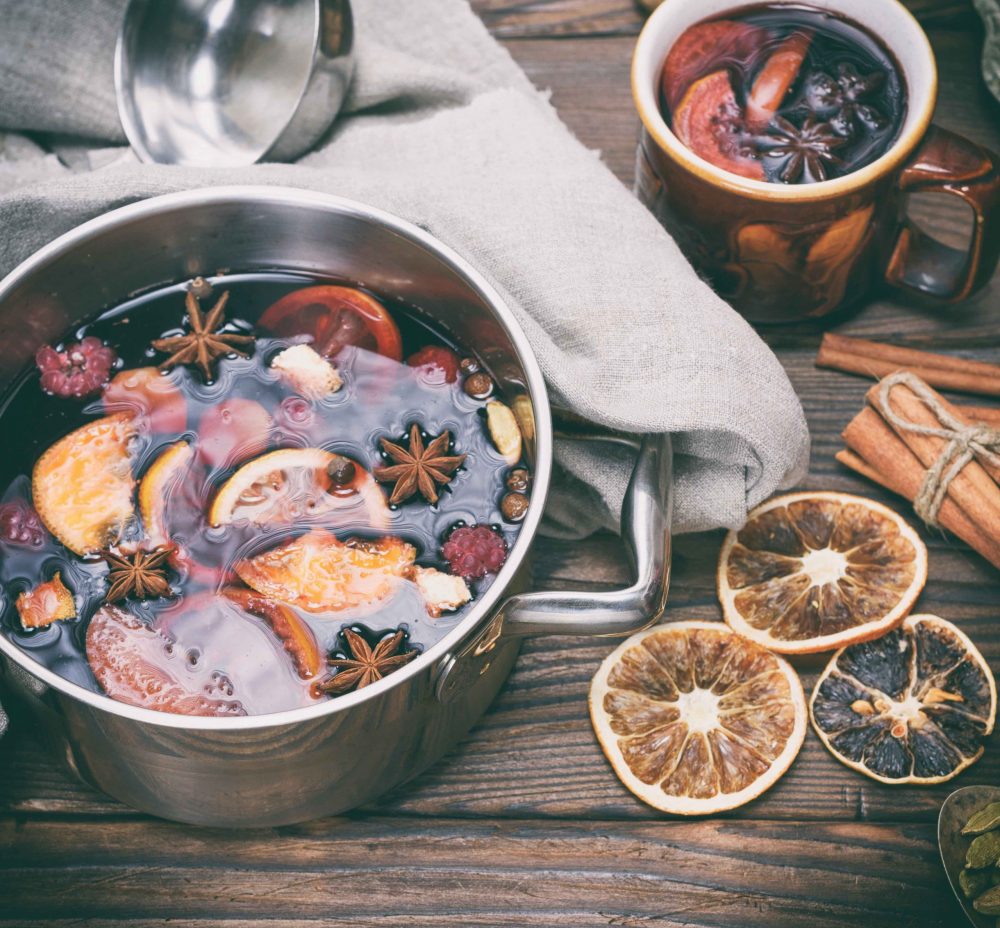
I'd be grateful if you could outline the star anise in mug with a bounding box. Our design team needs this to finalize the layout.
[803,63,887,137]
[101,546,173,603]
[152,290,255,382]
[318,627,418,695]
[374,424,465,505]
[757,116,848,184]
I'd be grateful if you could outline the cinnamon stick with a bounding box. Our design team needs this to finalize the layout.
[817,333,1000,397]
[960,404,1000,428]
[866,379,1000,541]
[841,408,1000,569]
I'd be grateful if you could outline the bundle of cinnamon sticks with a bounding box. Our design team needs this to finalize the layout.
[818,333,1000,570]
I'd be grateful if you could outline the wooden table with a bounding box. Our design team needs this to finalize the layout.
[2,2,999,925]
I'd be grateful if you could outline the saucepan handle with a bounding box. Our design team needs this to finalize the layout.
[498,430,672,638]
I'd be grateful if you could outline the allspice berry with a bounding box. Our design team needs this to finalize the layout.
[463,371,494,400]
[327,457,357,486]
[501,492,529,522]
[188,276,213,299]
[506,468,530,493]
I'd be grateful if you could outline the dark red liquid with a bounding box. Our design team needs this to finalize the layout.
[0,274,527,715]
[661,3,906,184]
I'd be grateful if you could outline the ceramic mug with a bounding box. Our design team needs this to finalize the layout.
[632,0,1000,323]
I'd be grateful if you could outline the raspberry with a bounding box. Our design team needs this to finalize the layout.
[36,337,117,399]
[0,501,47,548]
[442,524,508,580]
[407,346,460,385]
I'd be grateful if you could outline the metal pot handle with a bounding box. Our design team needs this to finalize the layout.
[500,431,672,637]
[435,431,672,703]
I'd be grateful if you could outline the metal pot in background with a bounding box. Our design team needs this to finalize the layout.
[0,187,672,826]
[116,0,355,166]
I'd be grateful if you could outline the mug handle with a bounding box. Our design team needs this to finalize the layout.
[884,125,1000,302]
[435,430,672,703]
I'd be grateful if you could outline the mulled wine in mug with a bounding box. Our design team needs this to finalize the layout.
[633,0,1000,323]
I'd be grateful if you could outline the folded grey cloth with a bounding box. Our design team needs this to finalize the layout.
[975,0,1000,104]
[0,0,808,538]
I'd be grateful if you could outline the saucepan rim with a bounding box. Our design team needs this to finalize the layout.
[0,186,553,730]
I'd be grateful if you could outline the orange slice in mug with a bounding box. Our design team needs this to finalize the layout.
[32,413,138,555]
[208,448,389,529]
[235,529,415,614]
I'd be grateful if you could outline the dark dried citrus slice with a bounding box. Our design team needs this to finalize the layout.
[811,614,996,784]
[718,492,927,654]
[589,621,806,814]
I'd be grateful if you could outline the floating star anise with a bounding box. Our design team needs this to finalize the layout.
[804,63,887,137]
[374,424,465,505]
[757,115,848,184]
[101,546,173,603]
[152,290,255,382]
[318,628,418,695]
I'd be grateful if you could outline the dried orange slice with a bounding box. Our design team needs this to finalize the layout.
[32,414,138,555]
[208,448,388,529]
[16,571,76,629]
[811,614,996,784]
[589,621,807,815]
[234,529,416,614]
[718,492,927,655]
[138,440,194,547]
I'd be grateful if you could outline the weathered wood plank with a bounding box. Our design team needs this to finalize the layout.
[0,816,958,927]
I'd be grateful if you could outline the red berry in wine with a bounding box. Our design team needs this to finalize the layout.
[36,337,117,399]
[442,524,508,580]
[0,501,47,548]
[407,346,461,385]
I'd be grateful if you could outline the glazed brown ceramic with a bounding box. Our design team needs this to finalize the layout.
[633,0,1000,324]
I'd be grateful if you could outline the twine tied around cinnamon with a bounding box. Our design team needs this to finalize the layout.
[876,371,1000,526]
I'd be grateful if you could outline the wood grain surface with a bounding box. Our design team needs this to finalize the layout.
[3,1,1000,926]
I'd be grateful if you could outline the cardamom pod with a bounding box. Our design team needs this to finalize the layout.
[962,867,998,899]
[975,885,1000,915]
[963,801,1000,836]
[967,830,1000,869]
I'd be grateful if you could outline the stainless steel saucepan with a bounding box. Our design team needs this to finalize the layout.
[0,187,672,826]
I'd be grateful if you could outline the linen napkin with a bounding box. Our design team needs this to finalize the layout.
[975,0,1000,104]
[0,0,809,539]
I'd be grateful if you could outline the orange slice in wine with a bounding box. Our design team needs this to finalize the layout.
[673,71,765,180]
[208,448,389,529]
[234,529,416,614]
[16,571,76,629]
[32,414,138,555]
[138,440,195,548]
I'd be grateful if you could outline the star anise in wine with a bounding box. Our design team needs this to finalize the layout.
[318,628,418,695]
[152,290,255,382]
[374,424,465,505]
[101,546,173,603]
[757,116,848,184]
[803,63,888,136]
